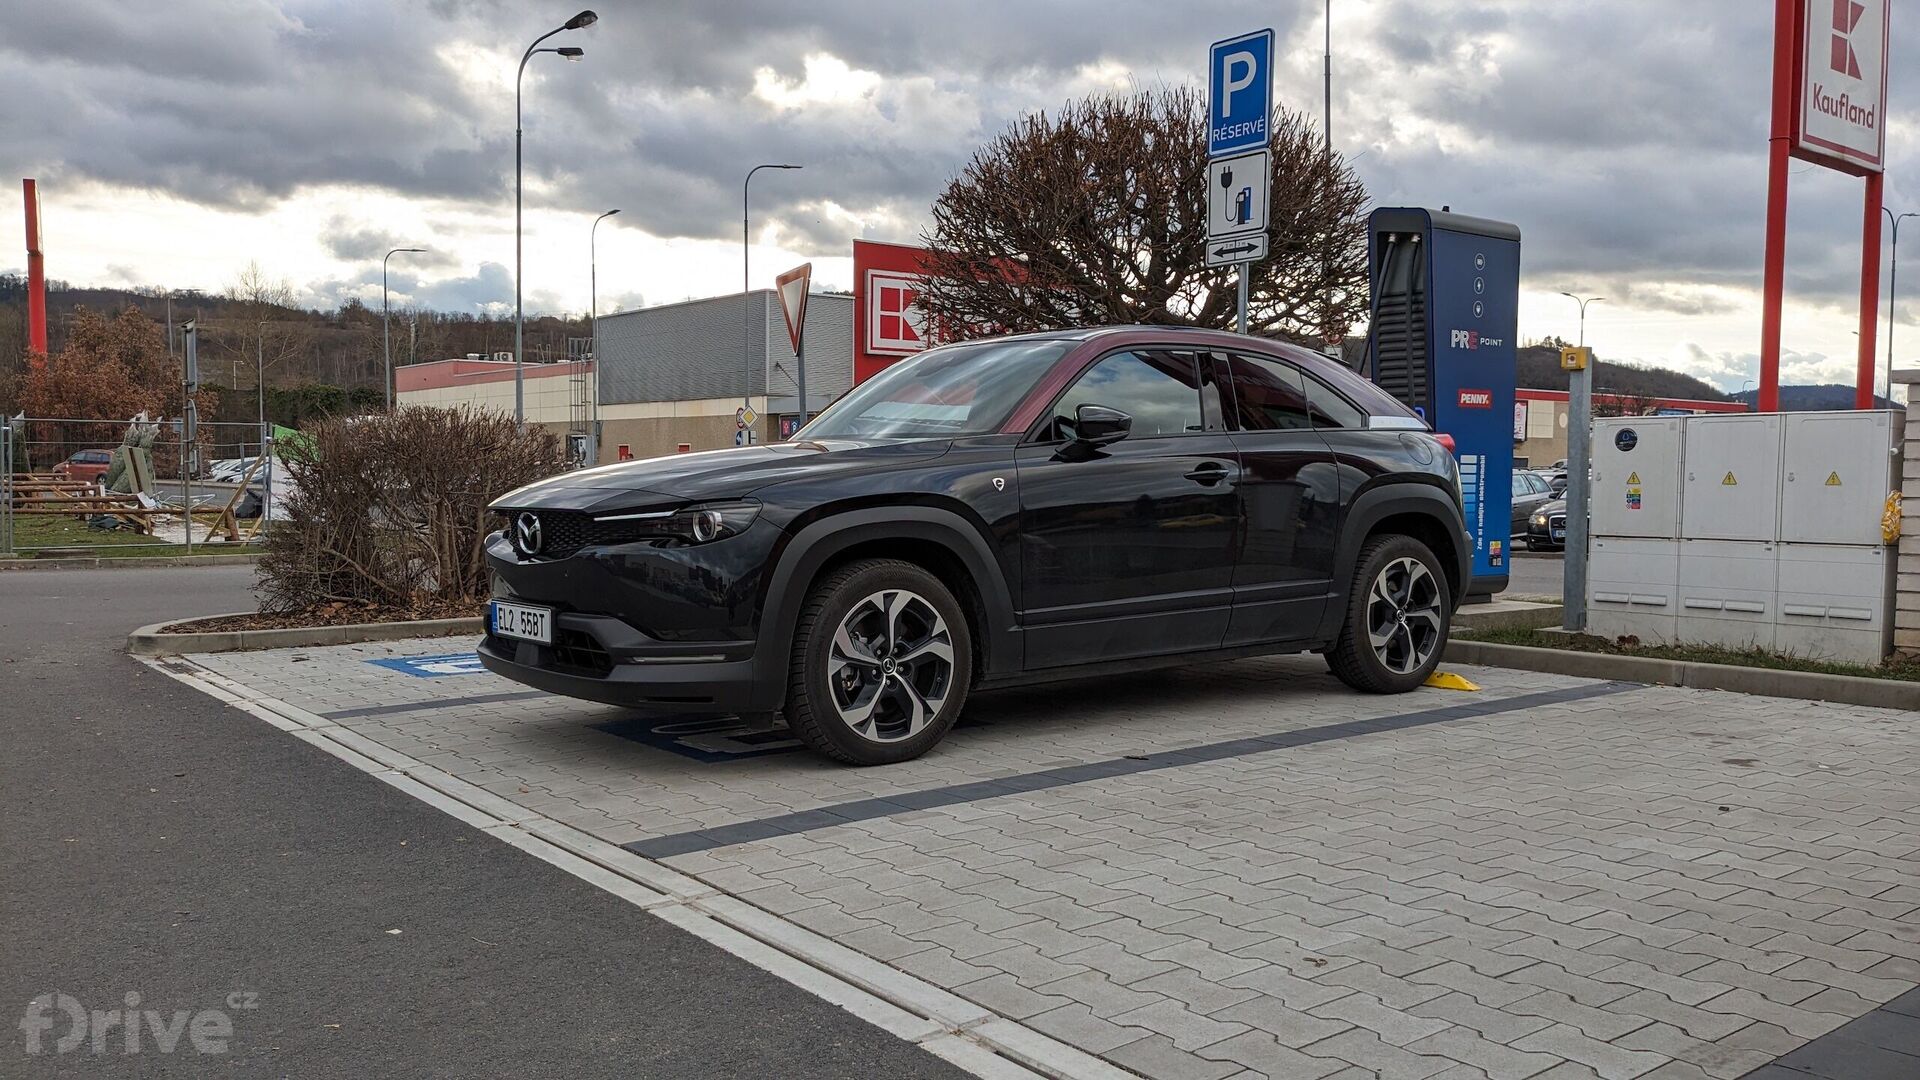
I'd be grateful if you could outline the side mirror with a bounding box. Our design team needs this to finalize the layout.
[1073,404,1132,447]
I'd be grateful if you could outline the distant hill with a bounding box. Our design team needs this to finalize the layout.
[1729,385,1896,411]
[1515,345,1729,402]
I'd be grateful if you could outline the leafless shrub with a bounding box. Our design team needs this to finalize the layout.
[257,407,565,614]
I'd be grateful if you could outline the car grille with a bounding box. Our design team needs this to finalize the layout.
[1549,514,1566,530]
[501,510,655,560]
[551,627,613,676]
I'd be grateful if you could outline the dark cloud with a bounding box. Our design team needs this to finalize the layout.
[0,0,1913,324]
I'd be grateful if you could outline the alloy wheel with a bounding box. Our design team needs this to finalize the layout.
[1366,556,1443,675]
[827,589,955,743]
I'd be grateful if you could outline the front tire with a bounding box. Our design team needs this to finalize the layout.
[1326,534,1452,693]
[785,559,973,765]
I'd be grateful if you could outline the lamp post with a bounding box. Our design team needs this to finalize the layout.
[1558,292,1604,633]
[590,208,619,462]
[515,9,598,430]
[742,164,802,437]
[256,321,266,446]
[382,246,426,410]
[1885,208,1917,402]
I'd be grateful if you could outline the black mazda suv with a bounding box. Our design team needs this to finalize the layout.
[482,326,1470,765]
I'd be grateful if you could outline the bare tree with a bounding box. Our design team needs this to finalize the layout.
[917,86,1368,344]
[217,261,310,404]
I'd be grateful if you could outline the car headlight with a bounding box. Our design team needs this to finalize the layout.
[594,501,760,545]
[1532,514,1548,526]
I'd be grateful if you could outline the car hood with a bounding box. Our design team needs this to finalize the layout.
[490,438,951,514]
[1538,500,1566,515]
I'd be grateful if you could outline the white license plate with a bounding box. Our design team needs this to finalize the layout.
[490,601,553,645]
[1551,528,1566,541]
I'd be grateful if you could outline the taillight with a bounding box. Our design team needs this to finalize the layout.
[1433,432,1457,455]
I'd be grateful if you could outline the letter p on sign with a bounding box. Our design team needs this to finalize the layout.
[1220,52,1257,112]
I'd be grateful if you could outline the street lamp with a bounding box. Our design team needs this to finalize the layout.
[1558,292,1604,634]
[515,10,597,430]
[1884,208,1917,401]
[743,164,802,433]
[383,246,426,410]
[590,208,619,462]
[1558,292,1605,350]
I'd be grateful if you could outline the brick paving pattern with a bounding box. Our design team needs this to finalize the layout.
[190,640,1920,1080]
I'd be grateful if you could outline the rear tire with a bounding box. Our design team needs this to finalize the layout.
[1326,534,1452,694]
[785,559,972,765]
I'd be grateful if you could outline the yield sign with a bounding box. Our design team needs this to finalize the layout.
[775,262,812,354]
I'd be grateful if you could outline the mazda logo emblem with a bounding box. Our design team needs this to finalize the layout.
[514,512,543,556]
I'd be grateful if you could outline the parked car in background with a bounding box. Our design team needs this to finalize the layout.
[1510,469,1555,533]
[483,326,1471,765]
[51,448,113,483]
[1525,498,1567,551]
[1545,471,1568,496]
[207,457,260,483]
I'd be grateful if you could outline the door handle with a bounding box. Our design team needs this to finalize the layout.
[1185,463,1231,485]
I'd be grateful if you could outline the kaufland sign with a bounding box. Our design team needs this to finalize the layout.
[1795,0,1890,173]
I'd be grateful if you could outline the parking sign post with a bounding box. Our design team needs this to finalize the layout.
[1207,30,1274,335]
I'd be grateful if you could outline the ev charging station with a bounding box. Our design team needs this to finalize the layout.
[1364,208,1522,599]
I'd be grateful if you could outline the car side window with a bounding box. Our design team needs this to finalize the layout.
[1304,374,1368,430]
[1221,353,1312,432]
[1051,350,1205,439]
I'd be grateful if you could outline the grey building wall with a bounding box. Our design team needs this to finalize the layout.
[596,291,853,407]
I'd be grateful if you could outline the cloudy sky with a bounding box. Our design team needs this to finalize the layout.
[0,0,1914,394]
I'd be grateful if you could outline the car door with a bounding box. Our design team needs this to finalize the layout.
[1014,348,1241,669]
[1215,352,1344,646]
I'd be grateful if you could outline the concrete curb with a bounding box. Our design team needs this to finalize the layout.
[128,614,482,656]
[1446,638,1920,711]
[1453,601,1564,634]
[2,553,261,571]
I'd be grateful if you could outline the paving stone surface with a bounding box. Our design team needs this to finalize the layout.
[188,639,1920,1080]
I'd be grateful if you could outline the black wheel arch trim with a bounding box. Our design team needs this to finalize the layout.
[1332,481,1472,615]
[756,505,1020,691]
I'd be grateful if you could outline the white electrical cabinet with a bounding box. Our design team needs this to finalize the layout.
[1591,416,1683,539]
[1587,536,1678,643]
[1676,540,1776,650]
[1584,409,1899,665]
[1681,414,1782,541]
[1779,410,1899,545]
[1776,543,1894,664]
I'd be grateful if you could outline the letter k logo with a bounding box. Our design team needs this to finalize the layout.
[1831,0,1865,78]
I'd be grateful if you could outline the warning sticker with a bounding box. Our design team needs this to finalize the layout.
[1627,488,1642,510]
[1626,472,1641,485]
[1722,472,1738,486]
[1825,471,1842,486]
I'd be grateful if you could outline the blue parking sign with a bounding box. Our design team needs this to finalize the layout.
[1208,29,1274,157]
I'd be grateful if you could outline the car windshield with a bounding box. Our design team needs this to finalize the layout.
[797,338,1074,440]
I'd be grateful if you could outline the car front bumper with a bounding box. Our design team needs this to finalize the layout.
[479,521,789,713]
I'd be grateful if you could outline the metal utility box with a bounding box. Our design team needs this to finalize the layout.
[1779,410,1900,545]
[1365,207,1520,598]
[1676,539,1777,650]
[1775,544,1895,664]
[1588,536,1679,644]
[1681,414,1783,542]
[1591,416,1684,539]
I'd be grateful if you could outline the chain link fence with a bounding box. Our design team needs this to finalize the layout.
[2,416,273,558]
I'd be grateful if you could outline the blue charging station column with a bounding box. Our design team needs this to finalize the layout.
[1365,208,1521,599]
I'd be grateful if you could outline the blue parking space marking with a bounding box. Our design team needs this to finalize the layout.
[365,652,486,677]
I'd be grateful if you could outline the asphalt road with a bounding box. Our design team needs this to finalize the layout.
[0,566,970,1079]
[1503,548,1564,599]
